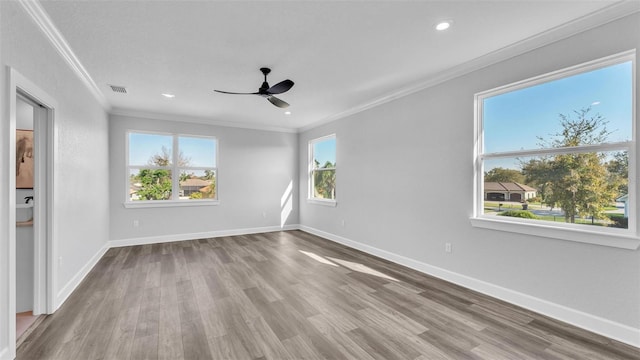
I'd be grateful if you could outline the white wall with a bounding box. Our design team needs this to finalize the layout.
[299,13,640,344]
[1,2,110,358]
[109,114,298,243]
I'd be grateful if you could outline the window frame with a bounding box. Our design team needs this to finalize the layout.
[124,130,219,208]
[308,134,337,206]
[471,50,639,249]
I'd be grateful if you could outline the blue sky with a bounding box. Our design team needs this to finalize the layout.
[129,133,216,167]
[483,61,632,170]
[313,137,336,166]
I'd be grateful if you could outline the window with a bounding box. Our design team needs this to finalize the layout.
[473,51,637,248]
[309,134,337,204]
[126,131,218,206]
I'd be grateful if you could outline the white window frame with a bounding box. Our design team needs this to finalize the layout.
[124,130,219,208]
[471,50,639,250]
[308,134,337,207]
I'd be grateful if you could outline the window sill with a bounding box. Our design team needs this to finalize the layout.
[307,198,337,207]
[470,216,639,250]
[123,200,220,209]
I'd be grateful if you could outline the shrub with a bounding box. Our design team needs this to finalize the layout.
[606,213,628,228]
[498,210,538,219]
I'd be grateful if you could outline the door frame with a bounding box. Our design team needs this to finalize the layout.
[7,67,57,355]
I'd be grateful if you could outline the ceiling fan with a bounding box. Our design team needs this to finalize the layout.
[214,68,294,108]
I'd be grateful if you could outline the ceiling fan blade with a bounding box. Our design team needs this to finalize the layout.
[267,96,290,108]
[266,80,294,95]
[214,90,259,95]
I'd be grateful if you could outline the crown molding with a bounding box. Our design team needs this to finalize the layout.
[18,0,110,110]
[298,1,640,133]
[19,0,638,133]
[109,108,298,134]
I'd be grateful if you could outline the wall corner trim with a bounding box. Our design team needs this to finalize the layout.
[17,0,109,110]
[298,225,640,348]
[55,243,109,311]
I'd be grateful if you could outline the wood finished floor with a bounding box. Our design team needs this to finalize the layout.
[18,230,639,360]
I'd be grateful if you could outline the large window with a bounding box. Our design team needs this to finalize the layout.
[127,132,218,206]
[309,134,336,204]
[473,51,637,247]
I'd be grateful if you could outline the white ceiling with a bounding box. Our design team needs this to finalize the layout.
[36,0,633,131]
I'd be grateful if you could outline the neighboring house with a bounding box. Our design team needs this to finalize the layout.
[180,178,212,197]
[129,183,141,200]
[617,194,629,218]
[484,182,537,202]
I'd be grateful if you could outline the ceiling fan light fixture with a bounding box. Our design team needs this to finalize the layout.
[435,20,452,31]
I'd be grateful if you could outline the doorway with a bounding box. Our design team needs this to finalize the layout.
[14,94,48,343]
[7,68,57,356]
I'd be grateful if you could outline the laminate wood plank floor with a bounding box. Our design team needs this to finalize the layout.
[17,230,639,359]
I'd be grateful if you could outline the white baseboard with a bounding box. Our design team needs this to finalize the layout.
[108,225,298,248]
[50,224,639,349]
[55,243,109,311]
[299,225,640,348]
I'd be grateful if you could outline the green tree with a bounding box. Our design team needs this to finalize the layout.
[313,160,336,199]
[606,151,628,196]
[179,172,191,182]
[203,169,216,180]
[484,167,525,183]
[533,107,618,223]
[135,169,172,200]
[133,147,191,200]
[521,158,555,207]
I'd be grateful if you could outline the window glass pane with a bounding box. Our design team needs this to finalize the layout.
[179,136,216,167]
[179,169,216,200]
[483,151,628,228]
[313,137,336,169]
[129,168,172,201]
[129,133,173,166]
[483,61,632,154]
[313,169,336,200]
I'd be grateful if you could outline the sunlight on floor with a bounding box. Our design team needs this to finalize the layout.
[299,250,339,266]
[328,257,398,282]
[298,249,398,281]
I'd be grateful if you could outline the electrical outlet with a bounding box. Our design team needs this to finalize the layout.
[133,220,139,227]
[445,243,452,253]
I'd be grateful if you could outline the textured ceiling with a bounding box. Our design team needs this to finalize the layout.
[38,1,630,131]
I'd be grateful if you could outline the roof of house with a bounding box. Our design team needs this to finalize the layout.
[616,194,628,202]
[484,182,537,192]
[180,178,212,187]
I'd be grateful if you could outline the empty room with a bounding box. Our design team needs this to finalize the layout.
[1,1,639,359]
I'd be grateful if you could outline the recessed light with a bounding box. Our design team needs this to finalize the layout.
[161,93,175,98]
[435,21,451,31]
[284,111,291,115]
